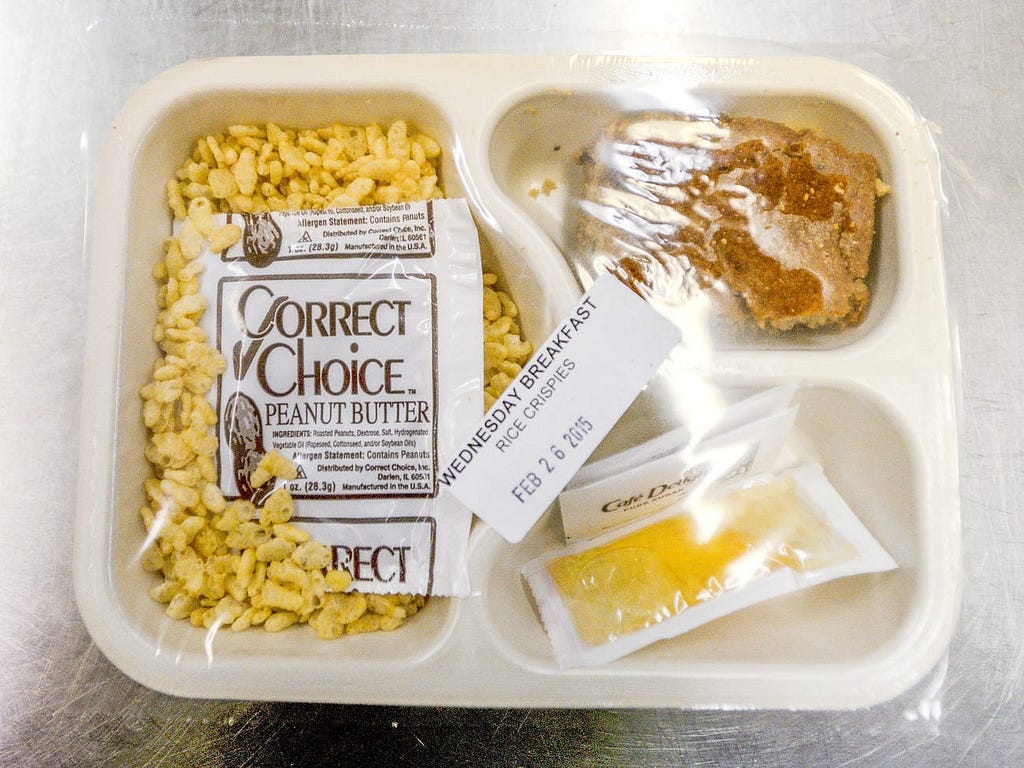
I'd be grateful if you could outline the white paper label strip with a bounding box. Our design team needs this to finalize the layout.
[558,405,798,543]
[439,273,680,543]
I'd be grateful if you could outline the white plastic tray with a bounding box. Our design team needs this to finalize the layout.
[75,54,958,708]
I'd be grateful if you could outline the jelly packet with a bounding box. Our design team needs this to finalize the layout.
[191,199,481,596]
[523,464,897,668]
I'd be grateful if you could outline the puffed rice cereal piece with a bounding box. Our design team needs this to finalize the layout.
[308,593,368,639]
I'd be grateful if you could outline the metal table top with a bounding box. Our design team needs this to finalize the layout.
[1,1,1021,765]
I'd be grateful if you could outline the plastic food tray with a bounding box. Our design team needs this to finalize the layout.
[75,54,958,709]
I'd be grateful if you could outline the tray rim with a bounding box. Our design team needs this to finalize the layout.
[74,52,959,709]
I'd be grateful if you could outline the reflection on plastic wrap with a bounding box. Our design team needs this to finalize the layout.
[571,114,886,333]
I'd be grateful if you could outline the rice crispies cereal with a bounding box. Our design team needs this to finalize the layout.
[140,121,532,638]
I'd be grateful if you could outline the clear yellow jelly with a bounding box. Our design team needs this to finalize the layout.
[546,478,856,646]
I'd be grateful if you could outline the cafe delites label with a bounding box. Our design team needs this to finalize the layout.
[558,387,799,543]
[189,200,482,596]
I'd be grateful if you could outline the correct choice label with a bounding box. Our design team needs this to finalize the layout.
[216,273,438,500]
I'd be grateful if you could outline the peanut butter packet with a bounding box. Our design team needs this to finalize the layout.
[189,200,482,596]
[523,464,896,667]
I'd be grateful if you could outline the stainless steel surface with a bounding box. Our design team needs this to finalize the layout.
[1,1,1021,765]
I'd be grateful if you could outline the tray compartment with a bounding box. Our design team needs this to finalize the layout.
[475,382,920,674]
[487,87,899,350]
[101,84,477,686]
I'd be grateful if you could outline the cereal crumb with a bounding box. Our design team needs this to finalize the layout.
[528,179,557,199]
